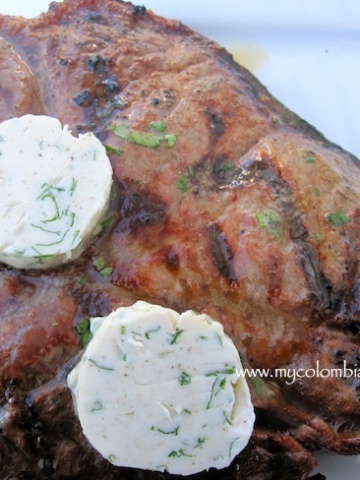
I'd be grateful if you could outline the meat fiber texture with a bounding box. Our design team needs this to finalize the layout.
[0,0,359,478]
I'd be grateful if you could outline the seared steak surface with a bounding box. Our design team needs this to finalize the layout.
[0,0,360,478]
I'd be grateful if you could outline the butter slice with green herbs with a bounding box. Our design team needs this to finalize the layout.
[67,301,255,476]
[0,114,113,269]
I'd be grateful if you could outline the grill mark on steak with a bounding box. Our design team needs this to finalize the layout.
[114,188,166,234]
[207,223,237,285]
[212,156,236,186]
[204,107,224,136]
[348,279,360,321]
[218,150,336,313]
[207,144,360,410]
[296,243,332,312]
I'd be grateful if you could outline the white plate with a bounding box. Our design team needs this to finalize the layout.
[0,1,359,479]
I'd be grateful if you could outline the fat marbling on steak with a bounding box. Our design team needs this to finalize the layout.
[0,0,359,478]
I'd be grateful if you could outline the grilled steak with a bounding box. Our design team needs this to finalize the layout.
[0,0,359,478]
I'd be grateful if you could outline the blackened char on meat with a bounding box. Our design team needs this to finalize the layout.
[0,0,360,478]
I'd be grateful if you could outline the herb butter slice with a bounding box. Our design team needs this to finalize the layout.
[67,301,255,476]
[0,114,113,269]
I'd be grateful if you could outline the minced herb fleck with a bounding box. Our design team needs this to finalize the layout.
[110,122,176,149]
[92,256,113,278]
[148,121,166,133]
[170,327,184,344]
[179,371,192,386]
[177,174,189,192]
[104,144,124,156]
[76,317,92,348]
[177,166,195,192]
[313,187,321,197]
[303,153,316,164]
[326,211,351,226]
[255,210,282,236]
[168,449,193,458]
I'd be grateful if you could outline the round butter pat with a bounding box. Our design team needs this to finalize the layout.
[0,114,113,269]
[67,301,255,476]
